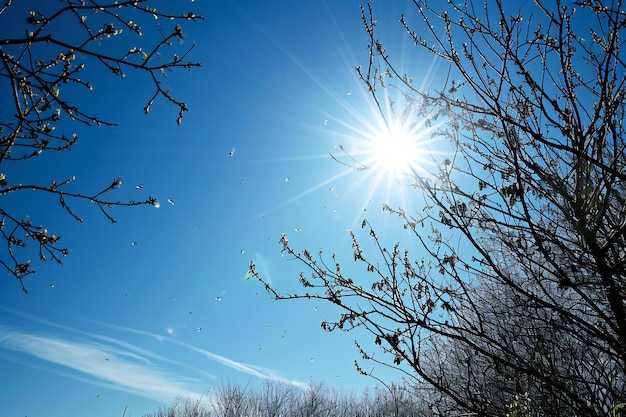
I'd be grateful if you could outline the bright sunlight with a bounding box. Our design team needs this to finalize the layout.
[354,105,435,187]
[367,122,424,176]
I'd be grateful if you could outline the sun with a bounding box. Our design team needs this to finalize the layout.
[366,119,425,178]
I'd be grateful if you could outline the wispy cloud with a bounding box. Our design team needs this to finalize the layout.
[98,321,308,389]
[0,325,204,402]
[0,310,307,403]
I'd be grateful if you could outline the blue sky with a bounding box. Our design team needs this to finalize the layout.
[0,1,444,416]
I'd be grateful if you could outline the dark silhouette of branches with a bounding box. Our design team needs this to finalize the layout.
[0,0,202,292]
[251,1,626,416]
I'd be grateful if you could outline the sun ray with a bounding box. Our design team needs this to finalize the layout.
[235,2,448,233]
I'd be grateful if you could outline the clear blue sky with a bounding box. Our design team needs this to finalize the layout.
[0,1,443,416]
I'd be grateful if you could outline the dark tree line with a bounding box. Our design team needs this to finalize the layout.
[250,1,626,416]
[0,0,201,292]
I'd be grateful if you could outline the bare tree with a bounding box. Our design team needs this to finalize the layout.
[359,383,424,417]
[281,381,383,417]
[250,1,626,416]
[253,379,298,417]
[141,396,212,417]
[143,381,427,417]
[286,381,331,417]
[210,380,258,417]
[0,0,201,292]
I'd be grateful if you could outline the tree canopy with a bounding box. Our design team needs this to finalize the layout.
[0,0,201,293]
[250,1,626,416]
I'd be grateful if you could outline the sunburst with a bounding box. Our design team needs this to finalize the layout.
[362,113,431,181]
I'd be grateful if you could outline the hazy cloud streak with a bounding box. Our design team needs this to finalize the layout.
[0,325,204,402]
[101,322,308,389]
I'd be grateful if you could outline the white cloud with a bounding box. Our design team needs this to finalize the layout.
[100,322,307,389]
[0,325,204,402]
[0,311,307,403]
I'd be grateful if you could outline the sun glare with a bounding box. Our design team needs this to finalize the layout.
[367,121,424,178]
